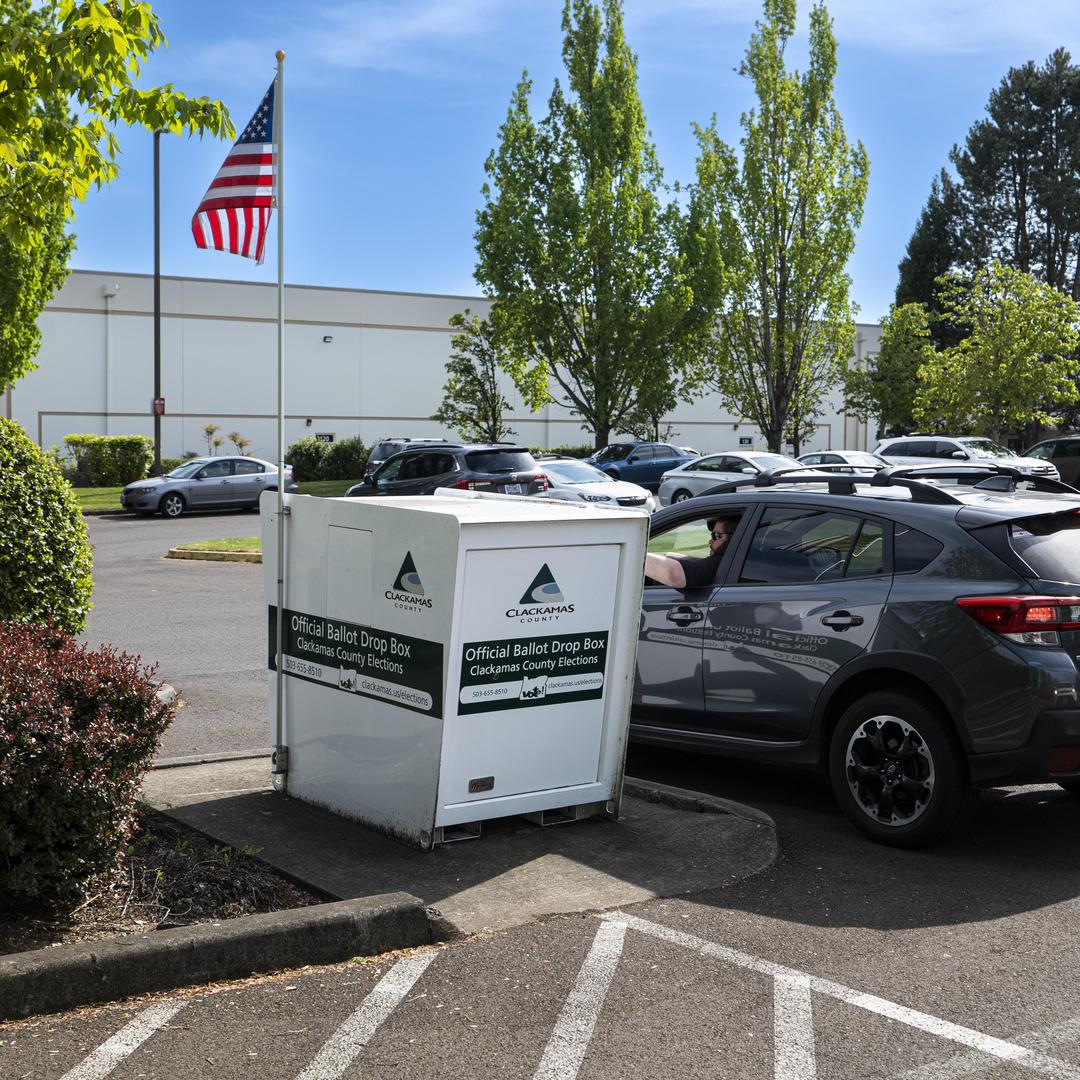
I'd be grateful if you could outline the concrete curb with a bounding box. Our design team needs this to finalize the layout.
[623,776,776,829]
[82,508,128,517]
[165,547,262,563]
[0,892,438,1022]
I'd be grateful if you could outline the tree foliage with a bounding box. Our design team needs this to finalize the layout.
[843,303,933,438]
[0,0,232,250]
[474,0,707,450]
[686,0,868,453]
[914,263,1080,437]
[431,310,516,444]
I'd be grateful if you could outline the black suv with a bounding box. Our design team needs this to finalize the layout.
[366,436,450,472]
[635,464,1080,847]
[345,443,548,498]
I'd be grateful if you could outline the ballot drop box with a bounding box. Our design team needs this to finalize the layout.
[261,491,648,849]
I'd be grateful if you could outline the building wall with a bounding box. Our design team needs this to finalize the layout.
[13,269,879,459]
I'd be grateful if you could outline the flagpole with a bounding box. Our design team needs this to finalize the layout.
[273,49,288,792]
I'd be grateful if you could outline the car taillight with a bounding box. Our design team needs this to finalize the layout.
[454,479,493,490]
[537,474,551,491]
[956,595,1080,646]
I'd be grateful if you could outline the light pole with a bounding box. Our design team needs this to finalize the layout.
[153,130,162,475]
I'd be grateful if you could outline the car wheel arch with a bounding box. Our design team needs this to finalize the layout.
[812,658,969,767]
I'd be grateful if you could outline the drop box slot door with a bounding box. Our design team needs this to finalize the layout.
[445,543,620,802]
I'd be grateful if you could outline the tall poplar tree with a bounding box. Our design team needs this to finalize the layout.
[474,0,708,450]
[686,0,868,453]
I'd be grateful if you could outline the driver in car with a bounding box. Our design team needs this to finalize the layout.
[644,514,740,589]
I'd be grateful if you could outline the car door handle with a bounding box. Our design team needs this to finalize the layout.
[666,606,704,626]
[821,610,863,630]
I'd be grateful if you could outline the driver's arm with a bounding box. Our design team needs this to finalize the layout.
[644,552,688,589]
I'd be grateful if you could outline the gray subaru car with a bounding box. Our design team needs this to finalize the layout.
[121,455,297,518]
[635,463,1080,847]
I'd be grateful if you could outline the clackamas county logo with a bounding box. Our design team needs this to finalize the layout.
[505,564,575,623]
[385,552,433,610]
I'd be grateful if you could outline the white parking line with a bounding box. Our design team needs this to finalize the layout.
[533,917,628,1080]
[774,973,817,1080]
[603,913,1080,1080]
[59,1000,186,1080]
[896,1016,1080,1080]
[295,951,437,1080]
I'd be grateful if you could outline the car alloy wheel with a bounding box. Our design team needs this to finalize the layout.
[844,715,934,827]
[672,489,693,503]
[828,689,978,848]
[160,493,186,518]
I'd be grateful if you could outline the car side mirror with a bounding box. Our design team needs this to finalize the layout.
[194,471,206,480]
[363,473,375,486]
[951,450,967,459]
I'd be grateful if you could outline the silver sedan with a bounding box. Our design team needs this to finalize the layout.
[657,451,805,506]
[121,456,297,518]
[537,457,657,511]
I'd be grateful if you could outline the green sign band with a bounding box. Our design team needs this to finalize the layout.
[268,606,444,718]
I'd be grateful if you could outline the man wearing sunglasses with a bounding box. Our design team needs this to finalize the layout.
[644,514,741,589]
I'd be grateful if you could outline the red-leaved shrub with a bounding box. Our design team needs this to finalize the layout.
[0,621,175,909]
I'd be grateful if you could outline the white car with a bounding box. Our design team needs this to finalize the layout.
[874,435,1060,480]
[536,457,656,511]
[798,449,889,473]
[657,450,807,506]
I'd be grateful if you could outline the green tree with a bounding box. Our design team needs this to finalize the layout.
[474,0,707,451]
[914,263,1080,438]
[431,310,516,444]
[686,0,868,453]
[843,303,934,438]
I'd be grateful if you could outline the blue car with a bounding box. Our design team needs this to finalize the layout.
[585,442,697,492]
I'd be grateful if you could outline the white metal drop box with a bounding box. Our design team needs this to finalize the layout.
[261,491,648,849]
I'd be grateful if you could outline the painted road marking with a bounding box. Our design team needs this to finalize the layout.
[896,1016,1080,1080]
[59,1000,186,1080]
[602,913,1080,1080]
[533,917,628,1080]
[294,950,437,1080]
[774,972,817,1080]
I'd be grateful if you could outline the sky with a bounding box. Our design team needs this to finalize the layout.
[66,0,1080,324]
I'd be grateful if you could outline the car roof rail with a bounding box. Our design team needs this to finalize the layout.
[700,467,964,504]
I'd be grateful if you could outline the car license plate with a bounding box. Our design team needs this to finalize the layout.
[504,483,523,495]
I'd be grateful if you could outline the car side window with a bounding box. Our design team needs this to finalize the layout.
[894,525,944,574]
[934,440,964,458]
[694,456,724,472]
[739,508,869,584]
[1054,441,1080,459]
[801,454,821,465]
[376,457,405,483]
[883,442,907,456]
[234,460,263,474]
[905,440,937,457]
[198,459,232,478]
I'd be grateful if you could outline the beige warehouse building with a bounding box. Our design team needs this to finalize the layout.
[12,269,878,459]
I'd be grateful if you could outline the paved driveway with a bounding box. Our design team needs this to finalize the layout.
[84,511,268,760]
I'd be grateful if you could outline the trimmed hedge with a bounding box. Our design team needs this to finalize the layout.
[285,435,369,482]
[529,444,593,459]
[64,433,153,487]
[0,621,175,908]
[0,419,93,633]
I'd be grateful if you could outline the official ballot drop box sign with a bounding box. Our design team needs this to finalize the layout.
[261,491,648,848]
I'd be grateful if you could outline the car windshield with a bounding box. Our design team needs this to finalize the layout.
[751,454,802,470]
[593,444,634,463]
[962,438,1017,458]
[166,460,209,478]
[1009,512,1080,583]
[846,452,888,467]
[544,460,611,484]
[465,450,536,473]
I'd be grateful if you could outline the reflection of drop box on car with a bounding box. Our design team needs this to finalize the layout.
[260,488,648,849]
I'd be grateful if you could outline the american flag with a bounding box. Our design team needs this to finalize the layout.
[191,81,276,264]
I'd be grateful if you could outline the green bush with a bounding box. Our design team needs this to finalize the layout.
[284,436,330,482]
[325,436,369,481]
[0,621,174,908]
[63,434,153,486]
[0,419,93,633]
[158,457,185,475]
[529,444,594,459]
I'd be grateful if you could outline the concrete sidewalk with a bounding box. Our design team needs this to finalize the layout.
[0,757,776,1021]
[142,756,776,936]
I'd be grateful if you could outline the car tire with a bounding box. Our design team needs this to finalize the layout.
[159,493,186,519]
[671,489,694,503]
[827,690,978,848]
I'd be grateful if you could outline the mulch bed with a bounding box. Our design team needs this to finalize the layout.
[0,808,323,956]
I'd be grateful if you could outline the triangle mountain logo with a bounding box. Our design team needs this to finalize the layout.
[393,552,425,596]
[519,563,565,605]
